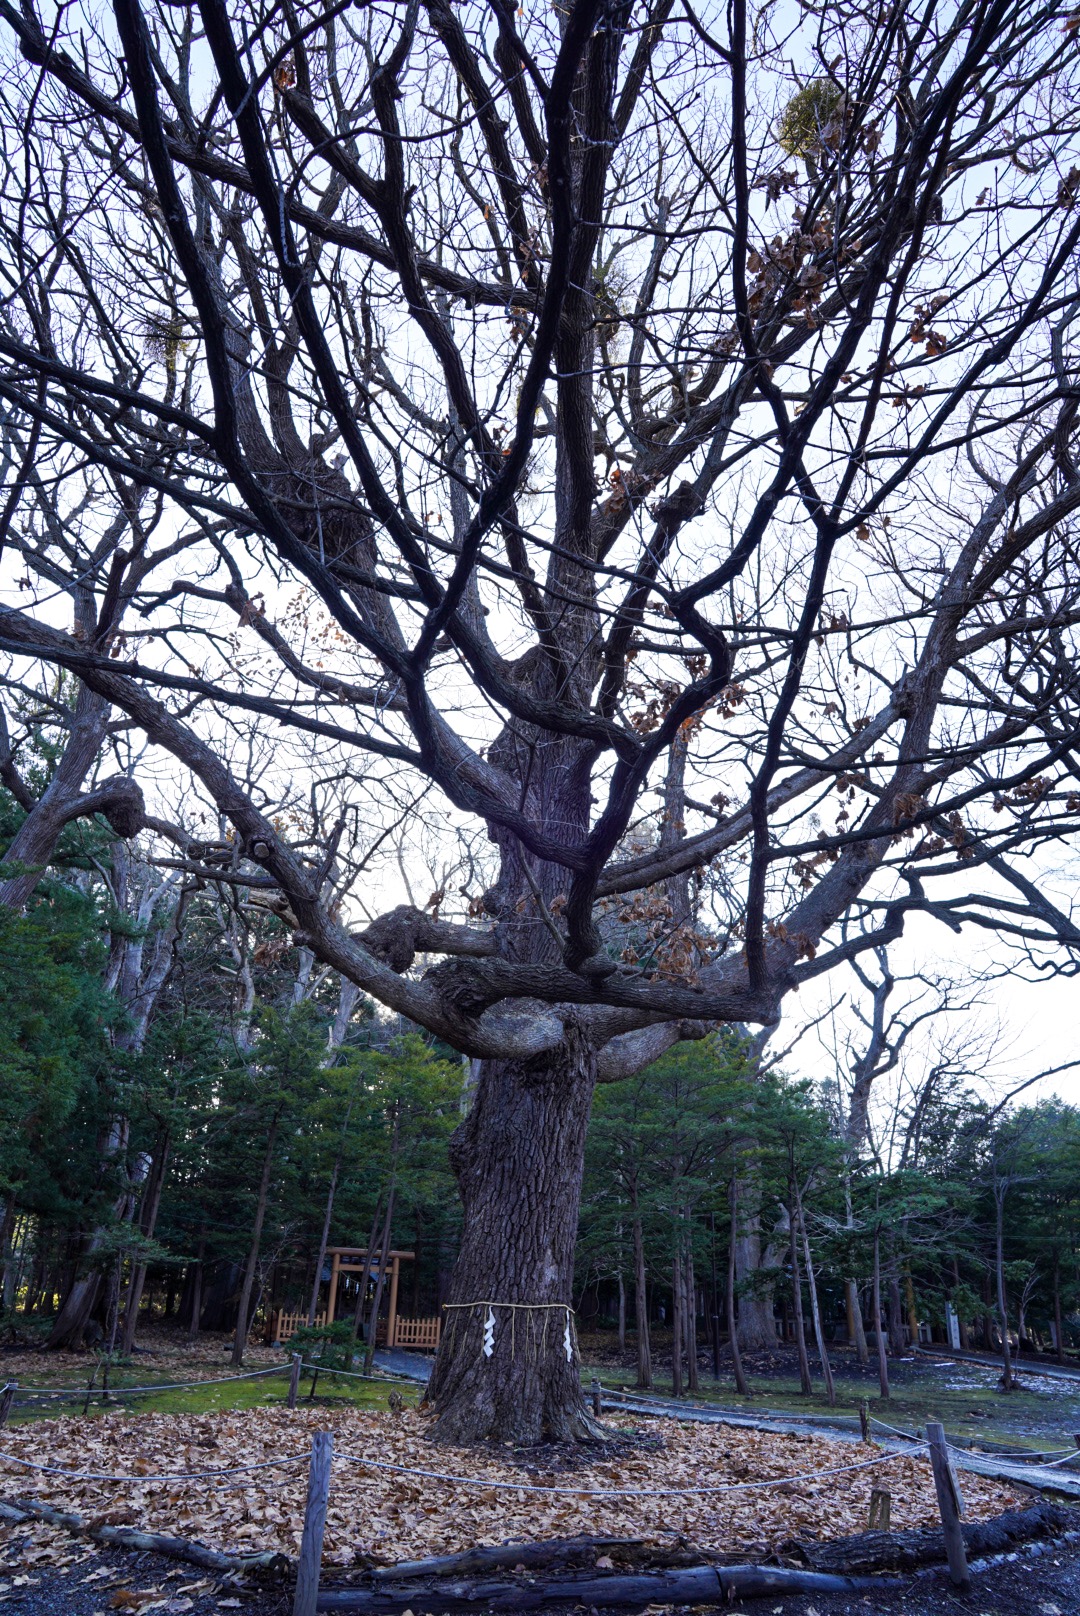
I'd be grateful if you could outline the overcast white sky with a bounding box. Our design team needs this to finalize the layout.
[782,903,1080,1111]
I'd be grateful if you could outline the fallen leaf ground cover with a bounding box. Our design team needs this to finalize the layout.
[0,1406,1025,1569]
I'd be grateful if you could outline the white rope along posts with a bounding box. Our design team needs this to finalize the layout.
[334,1445,914,1498]
[0,1446,310,1484]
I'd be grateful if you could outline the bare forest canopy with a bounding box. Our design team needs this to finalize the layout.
[2,0,1080,1441]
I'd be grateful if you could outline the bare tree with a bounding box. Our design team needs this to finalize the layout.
[2,0,1080,1441]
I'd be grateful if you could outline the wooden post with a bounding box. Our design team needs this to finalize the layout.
[868,1487,891,1531]
[591,1377,602,1418]
[387,1256,400,1350]
[288,1353,302,1409]
[326,1253,341,1324]
[82,1363,99,1417]
[293,1431,333,1616]
[0,1382,16,1427]
[926,1421,969,1589]
[859,1400,870,1443]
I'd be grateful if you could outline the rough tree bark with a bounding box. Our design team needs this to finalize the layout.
[426,1029,601,1443]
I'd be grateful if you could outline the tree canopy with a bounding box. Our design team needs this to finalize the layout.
[2,0,1080,1439]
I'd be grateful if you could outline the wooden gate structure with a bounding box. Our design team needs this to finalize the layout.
[269,1248,441,1351]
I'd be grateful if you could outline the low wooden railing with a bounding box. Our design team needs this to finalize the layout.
[268,1310,325,1344]
[269,1310,441,1350]
[392,1315,441,1350]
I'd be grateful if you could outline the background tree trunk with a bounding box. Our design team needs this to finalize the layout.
[995,1183,1016,1391]
[845,1279,869,1364]
[727,1181,749,1396]
[732,1161,778,1351]
[671,1251,684,1398]
[120,1135,171,1356]
[231,1112,280,1367]
[795,1181,834,1406]
[683,1244,699,1394]
[633,1214,651,1390]
[873,1230,890,1401]
[786,1201,813,1397]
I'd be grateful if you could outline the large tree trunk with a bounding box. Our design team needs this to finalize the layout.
[426,1030,599,1444]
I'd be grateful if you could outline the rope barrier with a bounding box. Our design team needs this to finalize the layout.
[443,1302,573,1312]
[5,1365,287,1400]
[869,1415,924,1443]
[606,1388,836,1426]
[299,1360,418,1385]
[334,1445,915,1498]
[0,1446,309,1484]
[945,1438,1080,1470]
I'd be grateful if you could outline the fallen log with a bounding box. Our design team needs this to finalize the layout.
[315,1564,883,1612]
[369,1538,650,1580]
[0,1496,291,1578]
[794,1500,1075,1575]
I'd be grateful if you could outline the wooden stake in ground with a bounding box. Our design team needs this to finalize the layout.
[591,1378,602,1418]
[867,1487,891,1531]
[0,1381,15,1427]
[288,1353,302,1409]
[294,1430,333,1616]
[926,1421,969,1589]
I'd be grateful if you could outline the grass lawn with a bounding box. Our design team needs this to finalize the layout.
[583,1343,1080,1455]
[0,1325,414,1424]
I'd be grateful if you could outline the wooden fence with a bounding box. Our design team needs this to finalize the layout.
[269,1311,441,1351]
[269,1311,326,1344]
[390,1315,441,1350]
